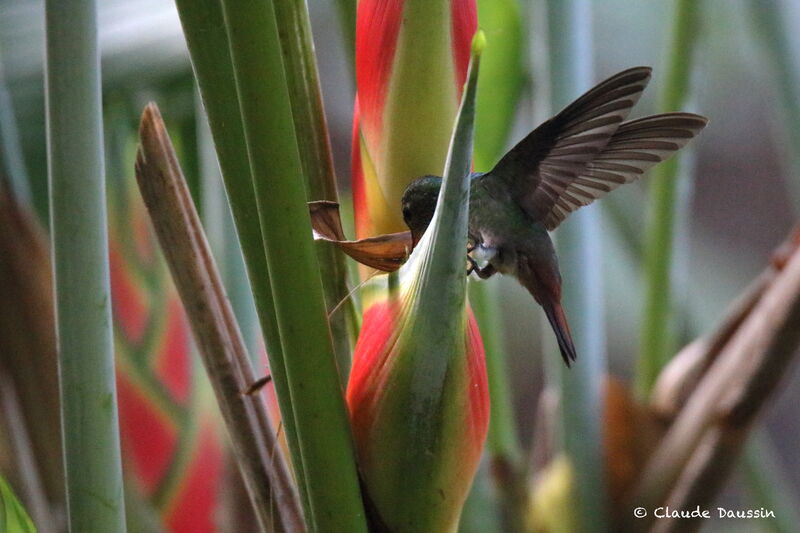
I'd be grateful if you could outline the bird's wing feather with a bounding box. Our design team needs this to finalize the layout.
[483,66,652,217]
[541,112,708,229]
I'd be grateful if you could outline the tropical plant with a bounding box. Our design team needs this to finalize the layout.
[1,1,799,533]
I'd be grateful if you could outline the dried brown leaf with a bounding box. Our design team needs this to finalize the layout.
[308,201,412,272]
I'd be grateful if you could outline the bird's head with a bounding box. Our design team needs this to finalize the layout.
[401,175,443,247]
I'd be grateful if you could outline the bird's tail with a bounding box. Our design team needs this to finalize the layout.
[542,302,577,367]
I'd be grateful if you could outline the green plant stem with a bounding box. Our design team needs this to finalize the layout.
[636,0,700,399]
[173,0,308,511]
[219,2,367,531]
[545,1,608,532]
[273,0,356,377]
[44,0,126,531]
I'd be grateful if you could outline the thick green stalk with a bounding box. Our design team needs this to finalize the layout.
[271,0,339,204]
[219,2,367,531]
[44,0,126,531]
[545,1,608,531]
[636,0,700,398]
[273,0,356,376]
[173,0,308,511]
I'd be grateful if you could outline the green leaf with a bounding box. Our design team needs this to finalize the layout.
[173,0,308,515]
[219,1,368,530]
[0,475,36,533]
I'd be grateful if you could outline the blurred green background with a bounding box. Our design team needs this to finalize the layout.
[1,0,798,529]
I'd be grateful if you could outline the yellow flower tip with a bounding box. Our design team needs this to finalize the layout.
[471,30,487,57]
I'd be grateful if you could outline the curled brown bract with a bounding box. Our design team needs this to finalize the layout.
[308,201,412,272]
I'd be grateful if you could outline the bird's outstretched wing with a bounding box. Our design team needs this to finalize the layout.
[538,112,708,229]
[482,66,682,229]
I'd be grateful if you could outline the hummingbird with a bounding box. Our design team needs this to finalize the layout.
[400,66,707,366]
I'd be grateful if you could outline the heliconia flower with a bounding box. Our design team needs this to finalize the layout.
[347,290,489,532]
[353,0,477,239]
[110,180,224,533]
[346,20,488,529]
